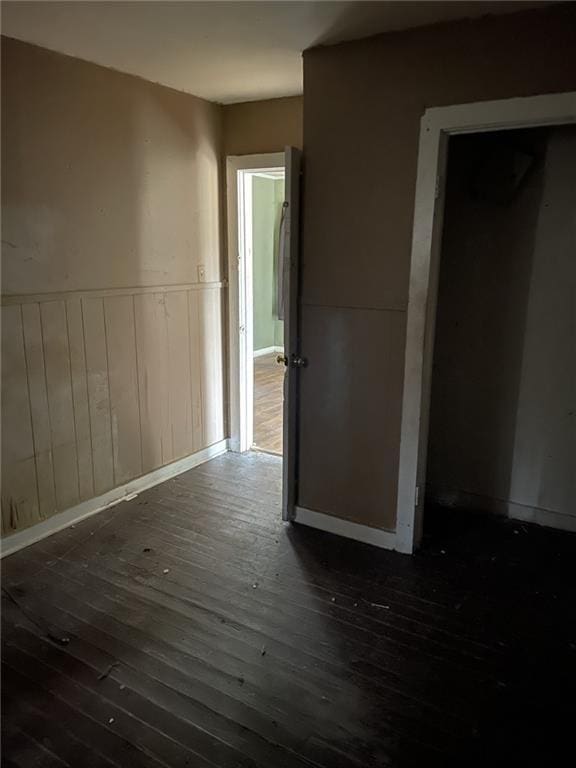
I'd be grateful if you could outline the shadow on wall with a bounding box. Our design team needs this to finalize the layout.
[427,126,576,522]
[1,37,225,536]
[308,0,521,47]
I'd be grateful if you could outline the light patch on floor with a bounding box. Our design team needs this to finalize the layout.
[253,353,284,455]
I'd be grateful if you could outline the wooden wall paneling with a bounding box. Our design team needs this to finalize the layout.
[134,293,170,472]
[82,297,114,494]
[2,284,228,537]
[20,303,56,520]
[199,287,225,447]
[187,290,204,452]
[165,291,193,460]
[157,295,173,467]
[104,295,142,485]
[40,301,80,511]
[65,298,95,501]
[1,305,39,532]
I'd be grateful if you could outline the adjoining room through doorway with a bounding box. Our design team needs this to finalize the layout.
[251,169,285,455]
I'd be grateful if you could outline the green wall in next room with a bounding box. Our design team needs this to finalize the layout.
[252,175,284,351]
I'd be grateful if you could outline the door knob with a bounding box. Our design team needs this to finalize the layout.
[276,354,307,367]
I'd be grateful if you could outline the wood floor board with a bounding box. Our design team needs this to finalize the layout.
[101,506,507,647]
[3,532,540,704]
[2,623,453,768]
[60,516,500,670]
[9,492,510,660]
[28,544,472,708]
[253,354,284,455]
[1,675,118,768]
[3,451,576,766]
[27,555,485,731]
[3,543,475,749]
[5,498,508,660]
[31,532,494,691]
[98,508,506,661]
[5,560,500,752]
[1,653,170,768]
[147,490,284,538]
[0,720,68,768]
[3,587,446,764]
[2,621,300,768]
[81,513,500,661]
[5,594,336,748]
[175,469,282,505]
[20,583,374,753]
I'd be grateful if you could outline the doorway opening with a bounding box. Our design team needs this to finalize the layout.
[395,92,576,554]
[424,125,576,548]
[227,148,301,521]
[251,168,286,454]
[226,152,287,457]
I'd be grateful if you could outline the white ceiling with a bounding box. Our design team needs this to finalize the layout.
[2,1,547,104]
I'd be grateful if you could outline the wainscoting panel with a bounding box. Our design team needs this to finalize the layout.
[1,283,226,536]
[1,305,39,531]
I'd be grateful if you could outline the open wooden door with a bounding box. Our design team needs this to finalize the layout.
[281,146,303,521]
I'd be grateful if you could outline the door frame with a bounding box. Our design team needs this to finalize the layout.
[396,90,576,555]
[226,152,285,453]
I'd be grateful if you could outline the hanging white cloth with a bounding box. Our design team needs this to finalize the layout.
[276,200,289,321]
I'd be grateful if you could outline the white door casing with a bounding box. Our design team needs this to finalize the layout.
[396,91,576,555]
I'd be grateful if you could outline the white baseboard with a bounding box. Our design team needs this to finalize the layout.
[430,488,576,534]
[1,439,229,559]
[253,345,284,358]
[294,506,398,551]
[510,502,576,533]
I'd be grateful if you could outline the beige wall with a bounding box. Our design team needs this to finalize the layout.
[299,4,576,531]
[1,37,225,535]
[428,126,576,525]
[223,96,303,156]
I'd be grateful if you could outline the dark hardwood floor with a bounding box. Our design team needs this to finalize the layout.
[2,452,575,767]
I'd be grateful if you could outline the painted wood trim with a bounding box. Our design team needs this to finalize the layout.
[253,346,284,358]
[424,91,576,135]
[293,506,398,551]
[429,489,576,534]
[240,170,255,451]
[1,282,227,306]
[226,152,284,453]
[226,153,285,170]
[1,440,229,559]
[396,90,576,556]
[508,502,576,533]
